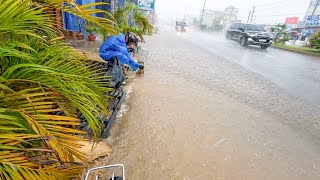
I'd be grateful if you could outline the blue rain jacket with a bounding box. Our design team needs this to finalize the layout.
[99,33,140,71]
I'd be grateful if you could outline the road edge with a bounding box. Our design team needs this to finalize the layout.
[271,44,320,58]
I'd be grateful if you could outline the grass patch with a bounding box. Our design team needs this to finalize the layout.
[272,43,320,57]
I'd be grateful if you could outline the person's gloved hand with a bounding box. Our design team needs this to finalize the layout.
[136,64,144,75]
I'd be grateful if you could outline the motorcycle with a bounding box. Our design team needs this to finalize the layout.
[82,46,148,180]
[84,164,125,180]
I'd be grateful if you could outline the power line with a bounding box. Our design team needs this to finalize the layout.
[252,0,309,23]
[254,12,305,18]
[255,3,305,10]
[254,6,308,14]
[254,0,308,7]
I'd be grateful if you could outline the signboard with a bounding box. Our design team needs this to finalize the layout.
[285,17,299,24]
[137,0,155,11]
[306,15,320,26]
[307,15,320,20]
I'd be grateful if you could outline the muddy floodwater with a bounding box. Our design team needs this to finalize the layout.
[93,29,320,180]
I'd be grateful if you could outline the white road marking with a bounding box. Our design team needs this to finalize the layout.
[255,51,277,59]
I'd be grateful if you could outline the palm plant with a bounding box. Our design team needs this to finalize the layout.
[0,0,117,179]
[112,2,153,40]
[133,10,154,37]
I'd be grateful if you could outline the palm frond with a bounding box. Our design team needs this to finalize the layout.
[133,11,153,35]
[0,0,115,178]
[112,2,153,39]
[0,89,87,179]
[0,0,54,37]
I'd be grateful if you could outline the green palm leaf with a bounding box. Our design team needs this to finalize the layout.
[0,0,116,179]
[112,2,153,39]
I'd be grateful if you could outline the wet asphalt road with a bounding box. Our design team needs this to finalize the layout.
[96,27,320,180]
[180,29,320,107]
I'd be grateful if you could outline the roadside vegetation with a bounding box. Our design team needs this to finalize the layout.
[310,30,320,49]
[270,23,291,43]
[112,2,153,40]
[0,0,118,179]
[207,17,225,32]
[272,43,320,56]
[1,0,153,179]
[270,23,320,56]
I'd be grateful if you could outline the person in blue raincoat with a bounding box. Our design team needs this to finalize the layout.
[99,33,144,72]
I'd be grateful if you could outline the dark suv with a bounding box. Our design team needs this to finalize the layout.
[226,23,272,49]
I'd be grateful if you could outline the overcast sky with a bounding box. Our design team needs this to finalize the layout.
[156,0,311,24]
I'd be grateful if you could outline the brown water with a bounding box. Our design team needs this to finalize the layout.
[92,31,320,180]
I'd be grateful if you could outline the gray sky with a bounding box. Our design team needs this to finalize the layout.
[156,0,310,24]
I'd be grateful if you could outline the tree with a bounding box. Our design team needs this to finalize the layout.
[193,18,200,27]
[209,17,224,32]
[270,23,289,43]
[310,30,320,49]
[0,0,116,179]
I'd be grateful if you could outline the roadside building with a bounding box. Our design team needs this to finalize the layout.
[184,14,199,26]
[52,0,156,36]
[137,0,157,25]
[298,0,320,41]
[95,0,124,14]
[62,0,123,32]
[202,9,225,27]
[201,6,238,30]
[224,6,238,23]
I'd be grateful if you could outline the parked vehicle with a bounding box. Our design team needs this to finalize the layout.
[176,21,187,32]
[85,164,125,180]
[78,45,148,139]
[226,23,273,49]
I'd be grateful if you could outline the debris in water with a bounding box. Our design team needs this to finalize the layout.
[213,138,226,148]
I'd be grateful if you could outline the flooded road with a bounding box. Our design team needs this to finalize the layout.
[95,28,320,179]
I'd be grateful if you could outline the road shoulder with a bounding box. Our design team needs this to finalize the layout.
[271,43,320,57]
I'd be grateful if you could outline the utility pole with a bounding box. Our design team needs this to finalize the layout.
[247,10,251,23]
[250,6,255,23]
[311,0,320,16]
[184,7,187,22]
[202,0,207,13]
[234,8,239,21]
[200,0,207,24]
[304,0,319,28]
[229,7,234,23]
